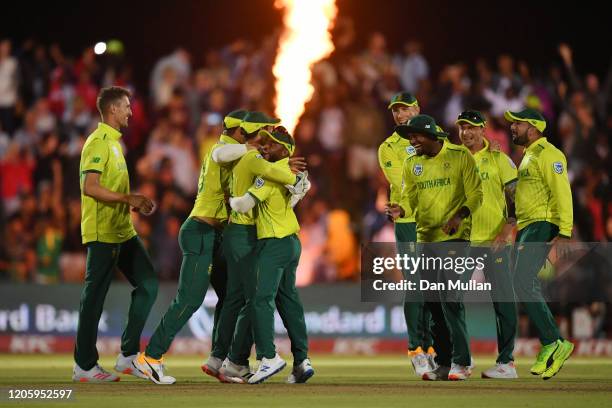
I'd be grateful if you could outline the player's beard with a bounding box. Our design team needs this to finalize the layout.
[121,115,130,129]
[512,131,526,146]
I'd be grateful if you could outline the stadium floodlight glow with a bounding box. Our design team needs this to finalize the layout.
[94,42,107,55]
[273,0,337,134]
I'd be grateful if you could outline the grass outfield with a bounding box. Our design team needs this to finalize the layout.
[1,354,611,408]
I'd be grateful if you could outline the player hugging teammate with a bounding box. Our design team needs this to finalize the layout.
[383,91,575,381]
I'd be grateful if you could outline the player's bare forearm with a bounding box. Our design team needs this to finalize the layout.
[84,173,154,213]
[504,181,517,204]
[83,172,128,204]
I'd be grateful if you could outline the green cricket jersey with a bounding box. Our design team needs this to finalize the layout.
[516,137,573,238]
[229,150,297,225]
[470,138,518,243]
[189,134,237,221]
[378,132,416,223]
[402,139,483,243]
[79,122,136,244]
[248,158,300,239]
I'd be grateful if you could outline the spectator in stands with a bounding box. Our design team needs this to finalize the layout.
[0,39,18,134]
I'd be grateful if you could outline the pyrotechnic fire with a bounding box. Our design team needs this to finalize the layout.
[272,0,337,134]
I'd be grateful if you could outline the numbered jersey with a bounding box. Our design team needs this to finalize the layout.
[189,135,239,221]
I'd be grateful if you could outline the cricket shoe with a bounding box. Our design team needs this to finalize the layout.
[248,354,286,384]
[530,341,560,375]
[201,356,224,381]
[287,359,315,383]
[448,363,472,381]
[132,353,176,385]
[408,347,431,377]
[421,365,450,381]
[72,363,120,382]
[426,346,438,371]
[481,362,518,379]
[218,358,252,384]
[541,340,574,380]
[114,353,148,379]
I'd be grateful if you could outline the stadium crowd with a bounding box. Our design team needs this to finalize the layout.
[0,20,610,292]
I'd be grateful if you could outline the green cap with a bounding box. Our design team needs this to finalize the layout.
[259,126,296,156]
[456,110,486,127]
[223,109,249,129]
[240,111,281,134]
[387,92,418,109]
[395,114,449,139]
[504,108,546,133]
[435,125,448,139]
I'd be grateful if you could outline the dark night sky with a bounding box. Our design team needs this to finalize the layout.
[2,0,610,89]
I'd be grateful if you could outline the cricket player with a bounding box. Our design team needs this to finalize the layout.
[73,86,158,382]
[379,92,436,376]
[202,112,308,383]
[504,108,574,380]
[388,114,483,381]
[456,110,519,379]
[228,127,313,384]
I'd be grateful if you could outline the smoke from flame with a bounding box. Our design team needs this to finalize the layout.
[272,0,337,134]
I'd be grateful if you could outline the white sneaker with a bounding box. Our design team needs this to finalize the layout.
[448,363,472,381]
[114,353,147,379]
[218,358,252,384]
[132,353,176,385]
[422,365,450,381]
[248,354,286,384]
[481,362,518,379]
[426,347,438,371]
[72,363,120,382]
[409,348,431,377]
[201,356,224,381]
[286,359,315,383]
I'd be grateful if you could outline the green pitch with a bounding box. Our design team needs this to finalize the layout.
[1,354,611,408]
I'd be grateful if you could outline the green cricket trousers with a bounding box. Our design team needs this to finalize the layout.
[145,218,224,359]
[250,234,309,366]
[470,245,517,363]
[212,223,257,366]
[513,221,562,345]
[74,236,158,370]
[395,222,434,351]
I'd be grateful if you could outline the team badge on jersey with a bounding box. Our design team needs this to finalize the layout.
[413,164,423,176]
[254,176,265,188]
[406,145,416,155]
[444,162,450,169]
[553,162,564,174]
